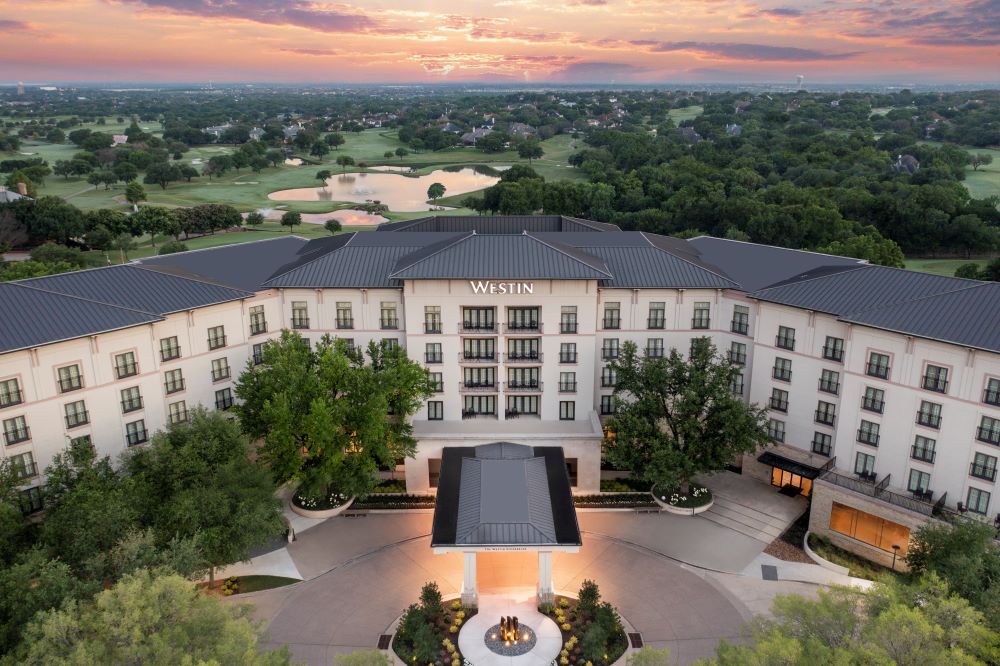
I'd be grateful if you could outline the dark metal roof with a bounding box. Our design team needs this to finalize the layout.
[687,236,866,292]
[0,283,160,354]
[377,215,620,234]
[432,443,581,548]
[757,452,823,480]
[841,282,1000,354]
[136,235,310,291]
[751,265,978,317]
[18,265,253,316]
[388,233,612,280]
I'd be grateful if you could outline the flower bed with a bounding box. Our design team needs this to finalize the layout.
[599,478,651,493]
[539,581,628,666]
[393,584,477,666]
[806,533,902,581]
[651,483,712,512]
[351,493,435,510]
[573,493,657,509]
[292,487,351,511]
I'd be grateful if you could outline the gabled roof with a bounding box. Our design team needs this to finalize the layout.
[0,283,160,354]
[376,215,620,234]
[388,233,612,280]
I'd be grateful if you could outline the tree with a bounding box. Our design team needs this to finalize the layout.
[955,262,983,279]
[245,210,266,226]
[235,332,435,499]
[336,155,356,172]
[110,233,137,261]
[395,147,408,160]
[17,571,292,665]
[231,152,250,172]
[132,206,176,247]
[123,409,285,587]
[816,229,905,267]
[181,203,241,236]
[419,581,443,620]
[178,164,199,182]
[970,153,994,171]
[280,211,302,233]
[384,150,394,160]
[113,162,139,183]
[143,162,181,190]
[265,150,283,167]
[124,181,147,209]
[251,156,270,173]
[0,549,83,655]
[32,196,87,245]
[518,139,544,163]
[316,169,332,183]
[324,219,342,235]
[310,142,330,159]
[427,182,446,202]
[605,339,770,494]
[158,241,188,255]
[325,132,345,149]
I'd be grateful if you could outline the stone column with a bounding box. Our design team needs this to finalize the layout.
[537,551,554,605]
[461,551,478,608]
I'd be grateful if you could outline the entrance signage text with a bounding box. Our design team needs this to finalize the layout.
[470,281,534,295]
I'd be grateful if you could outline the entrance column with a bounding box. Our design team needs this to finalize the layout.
[461,551,478,608]
[537,551,554,605]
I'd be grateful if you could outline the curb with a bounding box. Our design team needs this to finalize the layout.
[802,531,851,576]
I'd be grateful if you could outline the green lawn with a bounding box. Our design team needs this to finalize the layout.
[904,258,987,277]
[918,142,1000,200]
[668,106,704,124]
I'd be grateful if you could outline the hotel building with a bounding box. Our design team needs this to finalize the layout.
[1,215,998,567]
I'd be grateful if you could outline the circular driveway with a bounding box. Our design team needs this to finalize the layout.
[245,519,749,666]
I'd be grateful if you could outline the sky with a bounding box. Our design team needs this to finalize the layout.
[0,0,998,84]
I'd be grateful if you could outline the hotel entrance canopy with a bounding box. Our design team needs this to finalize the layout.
[431,443,581,552]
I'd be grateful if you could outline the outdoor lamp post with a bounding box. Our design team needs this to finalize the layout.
[891,544,900,570]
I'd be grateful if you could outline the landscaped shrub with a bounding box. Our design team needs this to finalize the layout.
[350,494,435,510]
[573,493,657,508]
[420,581,443,619]
[293,487,352,511]
[578,580,600,615]
[581,624,608,662]
[375,479,407,493]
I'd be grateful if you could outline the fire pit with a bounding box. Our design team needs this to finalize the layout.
[483,616,536,657]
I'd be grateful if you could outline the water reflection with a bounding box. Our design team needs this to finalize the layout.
[268,167,499,212]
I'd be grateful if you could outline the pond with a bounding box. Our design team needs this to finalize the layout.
[267,166,501,211]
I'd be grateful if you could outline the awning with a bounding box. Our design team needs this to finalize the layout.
[757,451,823,480]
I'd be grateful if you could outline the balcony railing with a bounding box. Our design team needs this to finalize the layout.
[505,322,542,334]
[212,367,231,381]
[922,375,948,393]
[3,427,29,445]
[691,316,710,330]
[970,462,997,482]
[216,395,235,411]
[459,382,497,393]
[857,429,880,446]
[65,411,89,429]
[424,321,442,334]
[462,409,497,420]
[559,382,577,393]
[164,379,186,394]
[504,352,542,364]
[977,426,1000,445]
[459,352,496,363]
[822,345,844,362]
[291,317,310,330]
[115,362,138,379]
[126,430,148,446]
[603,316,620,330]
[818,378,840,394]
[815,410,836,426]
[812,439,832,456]
[0,389,23,408]
[208,335,227,350]
[160,346,181,362]
[916,412,942,429]
[121,397,143,413]
[560,321,578,334]
[430,381,444,393]
[728,351,746,365]
[601,377,617,388]
[769,397,788,412]
[505,409,538,419]
[505,381,543,392]
[249,321,267,336]
[645,348,664,358]
[380,317,399,330]
[460,321,497,333]
[866,362,890,379]
[601,348,619,360]
[984,388,1000,406]
[59,376,83,392]
[559,352,578,364]
[425,352,443,364]
[772,367,792,382]
[911,445,935,463]
[252,351,264,365]
[336,317,354,329]
[862,396,884,413]
[647,317,666,330]
[731,319,749,335]
[776,335,795,350]
[732,381,745,395]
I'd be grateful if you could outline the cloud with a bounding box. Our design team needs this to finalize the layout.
[278,47,340,56]
[638,40,862,61]
[569,0,608,5]
[0,19,31,31]
[823,0,1000,47]
[116,0,377,33]
[551,61,649,81]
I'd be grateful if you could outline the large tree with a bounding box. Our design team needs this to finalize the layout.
[235,332,435,499]
[131,205,177,247]
[122,409,285,586]
[604,339,769,493]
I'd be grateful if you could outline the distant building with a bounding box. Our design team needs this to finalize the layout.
[678,127,703,144]
[461,127,494,146]
[16,81,24,96]
[508,123,538,139]
[440,122,462,134]
[0,185,29,203]
[111,135,128,146]
[282,124,303,141]
[725,123,742,137]
[893,154,920,175]
[249,127,265,142]
[203,123,232,139]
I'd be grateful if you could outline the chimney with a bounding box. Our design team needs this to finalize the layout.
[16,182,28,196]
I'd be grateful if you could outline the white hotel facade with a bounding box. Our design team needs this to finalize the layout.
[1,215,998,567]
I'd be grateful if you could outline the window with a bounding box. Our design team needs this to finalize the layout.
[215,387,234,411]
[380,302,399,329]
[917,401,942,429]
[249,305,267,335]
[559,372,577,392]
[731,305,749,335]
[211,357,231,382]
[559,343,577,364]
[168,400,188,425]
[971,452,996,481]
[819,369,840,394]
[164,368,185,394]
[767,418,785,442]
[291,301,310,329]
[64,400,89,429]
[812,432,832,456]
[966,487,991,515]
[776,326,796,351]
[867,352,890,379]
[862,387,885,413]
[463,395,496,418]
[0,378,22,408]
[71,435,93,452]
[769,388,789,412]
[857,420,880,446]
[508,338,540,361]
[923,364,949,393]
[772,357,792,382]
[18,487,43,515]
[560,401,576,421]
[463,338,495,360]
[507,307,540,331]
[429,372,443,392]
[911,436,936,463]
[823,336,844,362]
[646,338,664,358]
[601,338,619,360]
[462,307,495,332]
[427,401,443,421]
[977,416,1000,445]
[381,338,399,351]
[114,351,138,379]
[600,395,614,415]
[160,336,181,361]
[125,419,148,446]
[647,302,666,329]
[506,395,538,417]
[336,302,354,329]
[601,366,617,388]
[560,306,578,334]
[464,367,496,388]
[425,343,443,364]
[207,325,226,350]
[829,502,909,554]
[507,367,539,389]
[424,306,442,334]
[689,336,710,358]
[692,302,710,329]
[907,469,931,494]
[121,386,143,413]
[729,342,746,365]
[731,370,745,396]
[252,343,265,365]
[603,302,620,329]
[10,451,36,480]
[57,364,82,392]
[3,416,29,445]
[855,452,876,477]
[985,378,1000,406]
